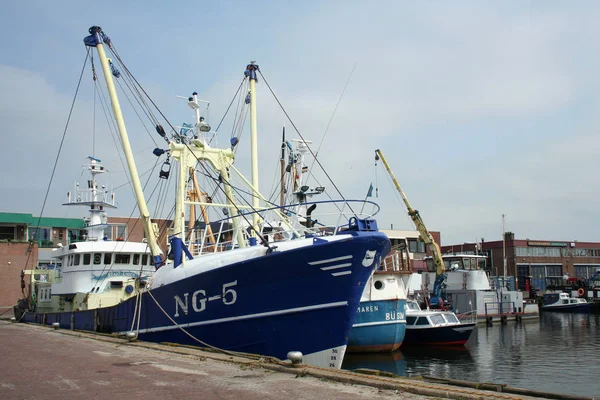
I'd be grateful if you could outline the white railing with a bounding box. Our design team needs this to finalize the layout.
[183,199,380,257]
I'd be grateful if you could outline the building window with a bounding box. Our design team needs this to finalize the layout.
[68,229,87,243]
[110,224,127,240]
[573,249,588,257]
[530,265,563,291]
[0,226,16,240]
[29,227,53,246]
[516,247,562,257]
[574,265,600,279]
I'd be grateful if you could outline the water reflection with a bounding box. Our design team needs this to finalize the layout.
[343,352,407,376]
[342,314,600,398]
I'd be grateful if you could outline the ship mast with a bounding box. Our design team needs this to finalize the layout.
[84,26,163,266]
[246,62,260,236]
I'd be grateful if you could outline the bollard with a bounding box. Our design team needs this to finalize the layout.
[287,351,303,365]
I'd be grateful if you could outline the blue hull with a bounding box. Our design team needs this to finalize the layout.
[22,231,390,367]
[347,299,406,352]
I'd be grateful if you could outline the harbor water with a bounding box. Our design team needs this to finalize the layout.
[343,312,600,398]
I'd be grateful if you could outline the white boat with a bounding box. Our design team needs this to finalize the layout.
[403,299,475,346]
[32,156,155,316]
[405,253,534,320]
[15,25,391,369]
[541,292,592,313]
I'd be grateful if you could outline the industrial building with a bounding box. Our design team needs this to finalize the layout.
[441,232,600,291]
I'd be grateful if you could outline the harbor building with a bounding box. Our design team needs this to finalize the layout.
[441,232,600,292]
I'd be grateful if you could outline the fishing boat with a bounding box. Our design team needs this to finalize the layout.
[406,253,534,321]
[30,156,155,316]
[347,244,409,352]
[14,26,391,369]
[541,292,593,313]
[403,299,475,346]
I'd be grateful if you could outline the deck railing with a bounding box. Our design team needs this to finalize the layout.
[182,199,381,257]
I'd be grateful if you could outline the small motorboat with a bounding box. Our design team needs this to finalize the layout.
[541,292,592,312]
[403,300,476,346]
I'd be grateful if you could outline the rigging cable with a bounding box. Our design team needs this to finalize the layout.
[23,48,91,301]
[214,77,246,134]
[258,70,358,216]
[105,41,279,247]
[311,61,357,162]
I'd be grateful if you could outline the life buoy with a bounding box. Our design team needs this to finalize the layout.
[577,288,585,297]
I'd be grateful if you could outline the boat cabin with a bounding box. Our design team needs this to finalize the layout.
[406,311,461,328]
[425,253,487,273]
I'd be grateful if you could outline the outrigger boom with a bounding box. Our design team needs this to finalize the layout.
[84,26,163,267]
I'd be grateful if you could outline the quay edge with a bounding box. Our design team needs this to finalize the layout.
[1,320,586,400]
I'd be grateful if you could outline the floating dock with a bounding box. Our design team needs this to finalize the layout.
[0,320,589,400]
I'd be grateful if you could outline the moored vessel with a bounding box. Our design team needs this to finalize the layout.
[541,292,592,313]
[403,299,475,346]
[15,26,391,369]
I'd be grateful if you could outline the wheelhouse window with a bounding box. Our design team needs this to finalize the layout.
[463,258,471,269]
[133,254,140,265]
[83,253,91,265]
[430,314,446,326]
[93,253,102,265]
[445,314,459,324]
[74,254,81,266]
[142,254,149,266]
[406,316,417,325]
[104,253,112,264]
[415,317,429,326]
[478,258,486,270]
[114,254,131,264]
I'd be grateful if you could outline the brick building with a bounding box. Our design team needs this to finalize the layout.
[0,242,37,315]
[442,232,600,291]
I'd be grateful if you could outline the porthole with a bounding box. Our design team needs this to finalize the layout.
[374,280,384,290]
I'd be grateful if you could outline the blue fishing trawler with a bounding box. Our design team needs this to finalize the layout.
[15,26,390,369]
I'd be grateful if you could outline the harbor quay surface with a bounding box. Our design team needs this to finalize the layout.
[0,321,559,400]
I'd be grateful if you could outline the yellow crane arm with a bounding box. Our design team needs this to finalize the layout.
[375,149,445,276]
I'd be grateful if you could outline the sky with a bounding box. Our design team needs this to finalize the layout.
[1,1,599,245]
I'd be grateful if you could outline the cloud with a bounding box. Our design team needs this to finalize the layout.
[2,1,600,246]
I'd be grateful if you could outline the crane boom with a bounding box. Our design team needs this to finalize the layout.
[375,149,447,307]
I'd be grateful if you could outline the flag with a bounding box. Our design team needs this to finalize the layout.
[366,183,373,197]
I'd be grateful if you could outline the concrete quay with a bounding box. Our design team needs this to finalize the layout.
[0,320,573,400]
